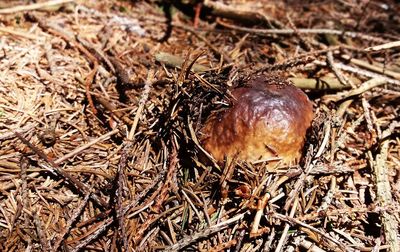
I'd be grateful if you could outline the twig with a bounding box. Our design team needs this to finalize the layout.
[70,217,114,252]
[326,51,354,88]
[203,0,284,28]
[14,131,108,208]
[25,13,96,61]
[254,47,340,74]
[315,120,331,158]
[53,192,91,251]
[0,0,74,14]
[75,210,112,229]
[286,14,312,51]
[364,40,400,51]
[155,52,210,73]
[138,227,160,249]
[96,97,134,126]
[283,147,314,211]
[255,55,314,73]
[361,97,375,137]
[173,23,233,63]
[123,170,167,215]
[298,238,326,252]
[289,77,354,90]
[181,190,202,222]
[0,123,36,141]
[193,2,202,28]
[0,27,42,40]
[217,20,388,43]
[272,213,346,251]
[341,55,400,80]
[7,157,30,237]
[177,50,194,85]
[209,239,237,252]
[133,205,182,245]
[251,175,289,237]
[54,128,119,164]
[324,78,388,102]
[318,177,336,213]
[116,143,132,252]
[334,62,400,85]
[154,52,357,90]
[164,212,246,251]
[127,200,154,219]
[128,69,154,140]
[76,36,115,73]
[263,227,276,252]
[33,210,51,252]
[44,43,56,75]
[134,141,178,244]
[371,127,400,252]
[250,192,271,238]
[332,228,358,246]
[85,62,99,115]
[109,57,136,86]
[234,229,246,252]
[275,198,299,252]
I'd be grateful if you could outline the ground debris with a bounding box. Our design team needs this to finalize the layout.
[0,0,399,251]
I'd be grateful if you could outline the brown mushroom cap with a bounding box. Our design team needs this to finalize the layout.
[201,75,313,167]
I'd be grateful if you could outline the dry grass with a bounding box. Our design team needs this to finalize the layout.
[0,0,399,251]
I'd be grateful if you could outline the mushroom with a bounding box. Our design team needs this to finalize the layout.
[201,75,313,168]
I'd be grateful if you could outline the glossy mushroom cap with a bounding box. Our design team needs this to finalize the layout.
[201,75,313,168]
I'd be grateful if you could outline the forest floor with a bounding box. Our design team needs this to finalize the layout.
[0,0,400,251]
